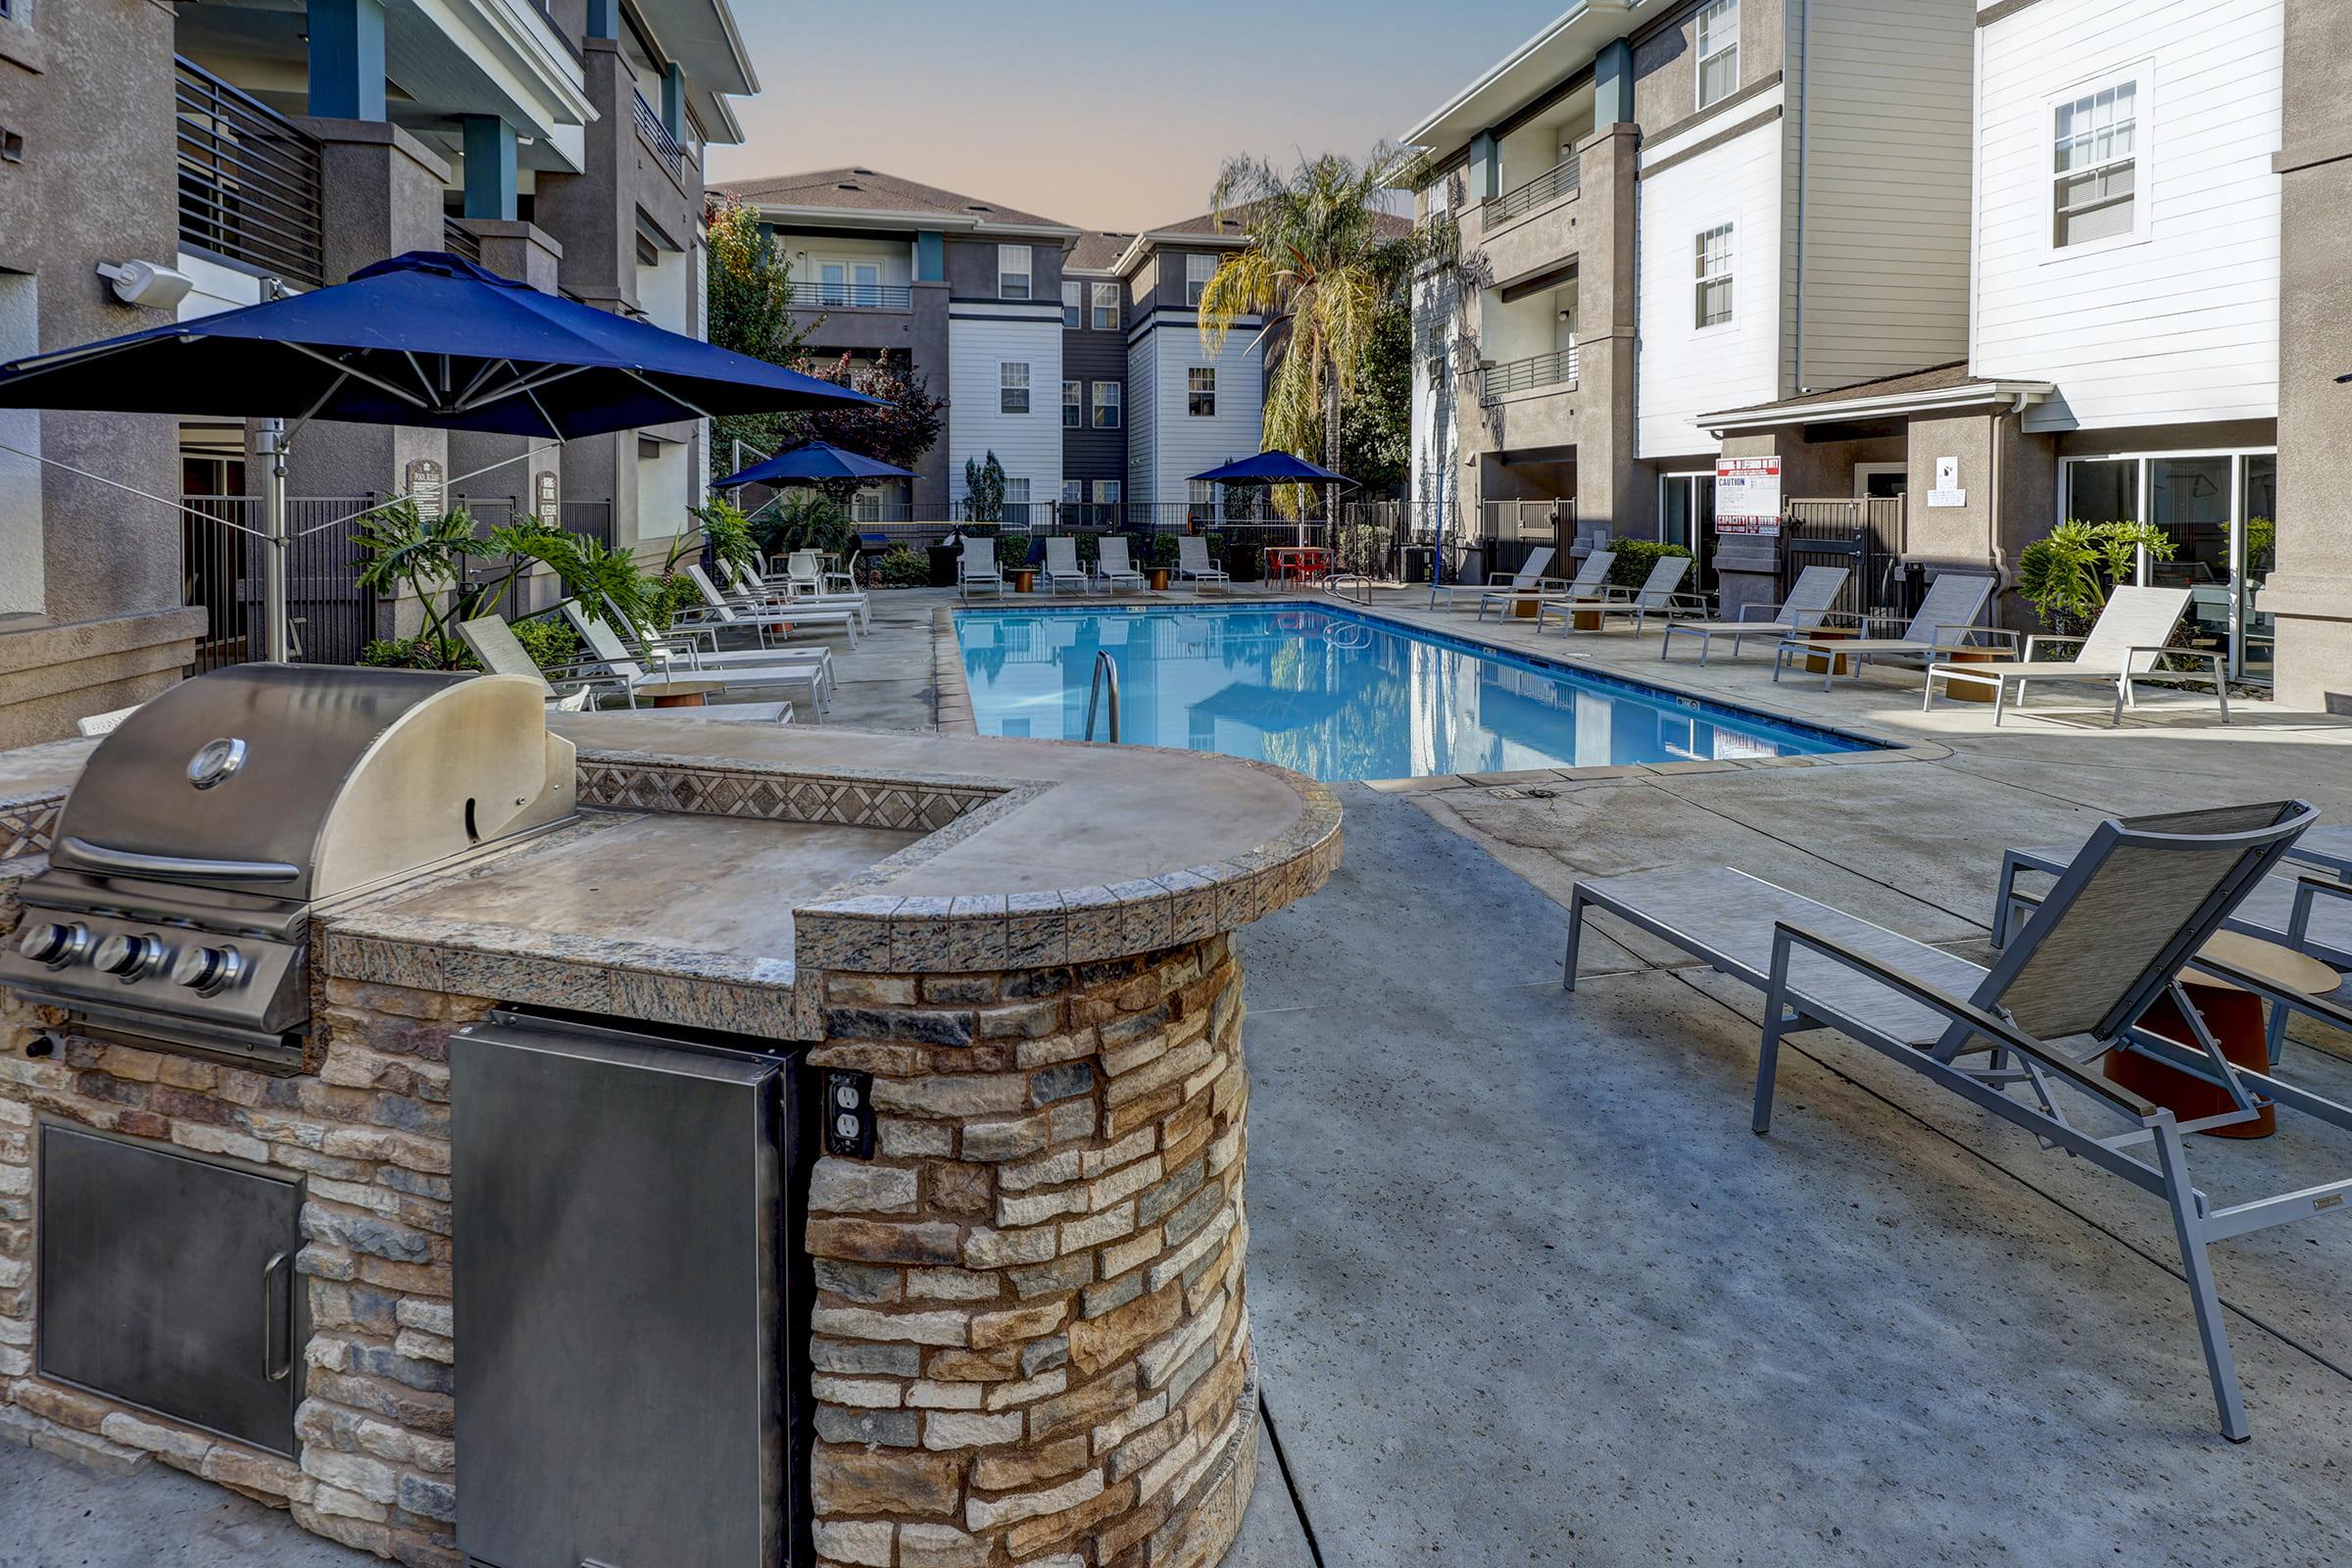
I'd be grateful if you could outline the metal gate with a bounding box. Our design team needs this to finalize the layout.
[1781,497,1906,621]
[180,495,382,671]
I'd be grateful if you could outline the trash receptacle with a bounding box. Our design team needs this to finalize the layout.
[1457,544,1489,586]
[927,544,960,588]
[1401,545,1434,584]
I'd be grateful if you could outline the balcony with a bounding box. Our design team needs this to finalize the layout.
[443,217,483,264]
[1479,346,1580,404]
[1486,157,1581,225]
[174,57,325,289]
[632,88,684,181]
[796,283,915,312]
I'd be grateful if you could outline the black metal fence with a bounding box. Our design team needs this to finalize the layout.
[1780,497,1908,621]
[180,496,382,671]
[174,57,324,289]
[818,502,1413,579]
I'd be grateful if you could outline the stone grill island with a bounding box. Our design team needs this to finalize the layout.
[0,693,1340,1568]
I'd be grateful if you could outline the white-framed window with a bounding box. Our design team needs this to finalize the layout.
[1092,381,1121,429]
[1061,280,1083,329]
[1093,480,1121,506]
[1062,479,1085,506]
[1694,223,1734,328]
[1188,479,1220,513]
[1062,380,1082,428]
[1695,0,1739,110]
[1004,476,1031,519]
[1185,254,1218,308]
[1091,282,1120,331]
[1188,367,1217,416]
[998,245,1031,300]
[2051,70,2146,251]
[1000,361,1030,414]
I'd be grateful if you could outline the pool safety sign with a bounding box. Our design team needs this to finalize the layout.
[1715,457,1782,535]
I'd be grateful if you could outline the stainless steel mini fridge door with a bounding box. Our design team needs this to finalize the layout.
[453,1012,787,1568]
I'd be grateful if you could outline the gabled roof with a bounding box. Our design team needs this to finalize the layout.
[1067,231,1138,273]
[1098,207,1412,276]
[711,168,1080,239]
[1698,362,2055,431]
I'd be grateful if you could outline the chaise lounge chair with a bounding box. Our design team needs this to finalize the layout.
[1095,536,1148,595]
[1437,545,1559,613]
[1538,555,1701,635]
[959,536,1005,600]
[686,563,861,644]
[1922,585,2225,725]
[1659,564,1850,664]
[724,557,868,629]
[1043,536,1092,595]
[1771,571,2003,692]
[1563,798,2349,1441]
[1172,535,1230,593]
[1475,549,1605,622]
[457,616,793,724]
[560,600,831,714]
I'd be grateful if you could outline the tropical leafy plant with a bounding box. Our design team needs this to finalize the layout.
[690,495,763,581]
[752,491,858,564]
[963,452,1007,522]
[359,635,473,671]
[2018,519,2175,631]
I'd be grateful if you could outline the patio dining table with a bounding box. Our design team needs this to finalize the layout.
[1265,546,1331,589]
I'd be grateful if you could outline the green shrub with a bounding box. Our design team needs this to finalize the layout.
[876,547,929,588]
[1601,538,1691,589]
[1073,532,1101,567]
[360,636,474,670]
[647,572,704,630]
[512,618,579,672]
[1152,534,1182,568]
[996,533,1032,572]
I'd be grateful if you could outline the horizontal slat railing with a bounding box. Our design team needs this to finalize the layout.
[174,57,325,288]
[1478,345,1580,403]
[1486,156,1581,223]
[797,283,914,311]
[632,89,684,179]
[442,217,483,264]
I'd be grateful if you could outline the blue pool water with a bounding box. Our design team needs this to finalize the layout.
[953,604,1876,782]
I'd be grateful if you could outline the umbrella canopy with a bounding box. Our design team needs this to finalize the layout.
[0,251,879,435]
[715,439,916,489]
[1188,451,1356,487]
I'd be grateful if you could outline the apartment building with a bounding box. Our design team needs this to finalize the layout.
[1407,0,1978,594]
[0,0,754,745]
[718,172,1274,527]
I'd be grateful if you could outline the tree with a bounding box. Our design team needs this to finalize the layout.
[963,452,1006,522]
[704,194,812,480]
[1338,287,1412,497]
[1198,145,1441,516]
[789,353,947,503]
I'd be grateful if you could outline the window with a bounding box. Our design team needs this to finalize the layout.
[1000,362,1030,414]
[1188,479,1220,515]
[1093,480,1121,506]
[999,245,1031,300]
[1062,479,1085,506]
[1062,380,1082,427]
[1694,224,1734,327]
[1189,367,1217,417]
[1091,282,1119,331]
[1062,280,1083,329]
[1092,381,1121,429]
[1695,0,1739,109]
[1004,477,1031,520]
[1185,255,1218,308]
[2052,75,2141,249]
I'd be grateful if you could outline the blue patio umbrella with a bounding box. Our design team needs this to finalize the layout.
[714,439,916,490]
[0,251,880,659]
[1188,451,1356,488]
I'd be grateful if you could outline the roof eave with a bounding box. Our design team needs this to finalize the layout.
[1698,380,2058,433]
[1399,0,1650,159]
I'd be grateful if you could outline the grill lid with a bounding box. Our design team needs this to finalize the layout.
[51,665,577,905]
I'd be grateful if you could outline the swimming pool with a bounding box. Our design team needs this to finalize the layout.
[952,604,1876,782]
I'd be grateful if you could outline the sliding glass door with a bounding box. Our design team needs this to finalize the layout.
[1658,473,1718,594]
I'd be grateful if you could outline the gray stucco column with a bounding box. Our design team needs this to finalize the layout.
[452,224,564,589]
[1566,122,1643,545]
[2268,0,2352,710]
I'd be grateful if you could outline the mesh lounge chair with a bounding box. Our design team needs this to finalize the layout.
[560,600,831,714]
[686,563,860,644]
[724,557,868,629]
[959,536,1005,600]
[457,617,791,724]
[1659,565,1850,664]
[1042,536,1092,595]
[1173,536,1230,592]
[1564,799,2344,1441]
[560,612,819,713]
[1475,549,1601,622]
[1538,555,1700,636]
[1095,536,1148,595]
[1438,546,1558,613]
[1772,571,2003,692]
[1923,585,2225,726]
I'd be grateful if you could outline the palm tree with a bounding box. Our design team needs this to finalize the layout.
[1198,146,1443,524]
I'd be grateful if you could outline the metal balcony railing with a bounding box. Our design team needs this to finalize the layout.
[1478,345,1580,403]
[442,217,482,264]
[1486,156,1581,223]
[633,88,684,179]
[174,57,325,288]
[797,283,914,312]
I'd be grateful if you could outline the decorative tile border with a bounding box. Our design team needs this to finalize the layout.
[0,790,65,863]
[576,752,1004,832]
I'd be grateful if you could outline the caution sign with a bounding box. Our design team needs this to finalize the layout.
[1715,456,1781,536]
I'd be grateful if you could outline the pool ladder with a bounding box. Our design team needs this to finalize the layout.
[1323,572,1374,608]
[1084,650,1121,743]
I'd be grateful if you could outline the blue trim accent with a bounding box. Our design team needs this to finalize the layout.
[915,230,945,282]
[1468,129,1501,202]
[1595,39,1636,130]
[661,63,684,139]
[463,117,518,222]
[306,0,386,122]
[584,0,619,38]
[952,602,1884,756]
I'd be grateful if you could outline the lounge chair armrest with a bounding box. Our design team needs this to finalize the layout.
[1814,610,1869,627]
[1736,603,1781,623]
[2185,952,2352,1038]
[2124,644,2221,665]
[1770,920,2161,1120]
[1943,624,2020,648]
[2021,634,2083,661]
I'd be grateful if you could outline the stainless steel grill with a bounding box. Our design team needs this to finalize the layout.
[0,666,576,1071]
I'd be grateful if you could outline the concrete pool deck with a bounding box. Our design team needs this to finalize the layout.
[10,583,2352,1563]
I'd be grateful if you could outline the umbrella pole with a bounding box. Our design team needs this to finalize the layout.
[262,418,291,663]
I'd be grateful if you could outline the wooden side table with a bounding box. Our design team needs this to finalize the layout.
[634,678,727,710]
[1801,626,1857,676]
[1936,645,2004,703]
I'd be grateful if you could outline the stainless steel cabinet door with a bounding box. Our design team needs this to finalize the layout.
[37,1124,303,1455]
[453,1013,786,1568]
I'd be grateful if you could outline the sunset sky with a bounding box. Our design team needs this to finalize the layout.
[707,0,1565,230]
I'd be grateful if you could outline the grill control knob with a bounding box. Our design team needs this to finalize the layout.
[170,944,244,998]
[94,932,163,981]
[16,921,90,969]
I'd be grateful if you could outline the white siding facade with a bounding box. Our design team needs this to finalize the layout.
[948,307,1063,508]
[1972,0,2283,432]
[1134,315,1266,505]
[1411,266,1462,539]
[1126,329,1158,504]
[1636,122,1783,459]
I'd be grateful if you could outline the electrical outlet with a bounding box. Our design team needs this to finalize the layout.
[822,1069,875,1158]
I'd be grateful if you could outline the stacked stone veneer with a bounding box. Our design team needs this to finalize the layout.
[0,973,478,1566]
[804,934,1255,1568]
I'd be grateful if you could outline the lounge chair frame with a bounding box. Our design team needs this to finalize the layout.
[1659,564,1849,664]
[1922,587,2226,726]
[1771,572,2006,693]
